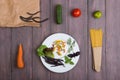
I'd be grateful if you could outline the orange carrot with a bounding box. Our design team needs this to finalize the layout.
[17,44,24,69]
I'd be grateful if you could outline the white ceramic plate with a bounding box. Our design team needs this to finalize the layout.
[40,33,80,73]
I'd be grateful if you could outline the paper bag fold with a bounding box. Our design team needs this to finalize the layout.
[0,0,40,27]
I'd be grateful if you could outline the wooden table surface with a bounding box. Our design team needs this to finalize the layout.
[0,0,120,80]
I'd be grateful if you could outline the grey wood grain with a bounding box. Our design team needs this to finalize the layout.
[68,0,88,80]
[11,28,32,80]
[0,28,11,80]
[50,0,68,33]
[32,0,51,80]
[1,0,120,80]
[106,0,120,80]
[50,0,68,80]
[87,0,106,80]
[88,0,106,80]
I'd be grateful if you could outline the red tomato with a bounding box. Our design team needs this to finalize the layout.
[71,8,81,17]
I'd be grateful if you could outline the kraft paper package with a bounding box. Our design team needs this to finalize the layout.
[0,0,40,27]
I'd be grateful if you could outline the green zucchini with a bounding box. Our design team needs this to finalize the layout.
[56,4,62,24]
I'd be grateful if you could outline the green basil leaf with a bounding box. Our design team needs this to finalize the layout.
[67,38,71,45]
[68,46,73,53]
[64,56,74,65]
[70,61,74,65]
[72,41,75,47]
[65,56,69,60]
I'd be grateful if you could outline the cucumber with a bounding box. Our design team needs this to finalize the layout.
[56,4,62,24]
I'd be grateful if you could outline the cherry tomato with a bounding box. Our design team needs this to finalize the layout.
[71,8,81,17]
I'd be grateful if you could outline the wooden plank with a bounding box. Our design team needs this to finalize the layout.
[50,0,68,33]
[49,0,68,80]
[88,0,106,80]
[32,0,51,80]
[49,0,69,79]
[106,0,120,80]
[0,28,11,80]
[68,0,88,80]
[11,27,32,80]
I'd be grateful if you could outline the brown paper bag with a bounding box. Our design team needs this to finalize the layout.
[0,0,41,27]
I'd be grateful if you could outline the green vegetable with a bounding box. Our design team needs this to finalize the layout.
[65,56,71,63]
[67,38,75,53]
[93,11,102,19]
[37,45,47,56]
[70,61,74,65]
[56,4,62,24]
[45,52,54,58]
[72,41,75,47]
[67,46,73,53]
[44,48,54,58]
[67,38,72,45]
[37,45,54,58]
[64,56,74,65]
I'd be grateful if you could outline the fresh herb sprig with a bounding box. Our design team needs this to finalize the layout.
[64,56,74,65]
[67,38,75,53]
